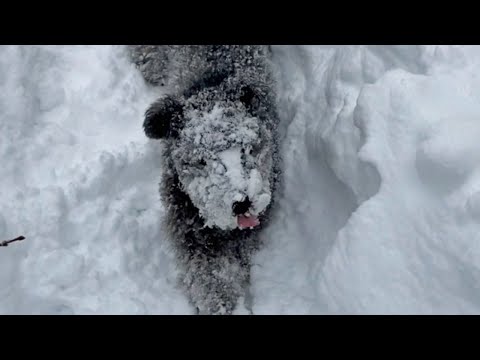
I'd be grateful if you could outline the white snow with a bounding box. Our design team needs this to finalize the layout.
[3,45,480,314]
[0,45,191,314]
[218,148,245,191]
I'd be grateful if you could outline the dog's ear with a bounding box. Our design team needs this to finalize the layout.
[143,95,184,139]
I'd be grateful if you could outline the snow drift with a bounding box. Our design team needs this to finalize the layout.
[2,45,480,314]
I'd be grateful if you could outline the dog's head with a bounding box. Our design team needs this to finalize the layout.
[144,86,274,230]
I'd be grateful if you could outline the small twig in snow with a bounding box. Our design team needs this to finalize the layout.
[0,236,26,247]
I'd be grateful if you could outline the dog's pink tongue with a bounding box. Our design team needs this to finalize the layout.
[237,214,260,229]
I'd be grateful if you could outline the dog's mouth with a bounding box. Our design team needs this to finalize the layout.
[232,196,267,230]
[237,211,260,229]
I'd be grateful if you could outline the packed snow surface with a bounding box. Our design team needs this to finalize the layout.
[2,45,480,314]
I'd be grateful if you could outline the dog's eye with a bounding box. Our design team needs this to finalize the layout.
[241,147,251,155]
[186,158,207,176]
[240,86,256,106]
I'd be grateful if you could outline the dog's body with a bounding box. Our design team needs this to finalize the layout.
[130,45,281,314]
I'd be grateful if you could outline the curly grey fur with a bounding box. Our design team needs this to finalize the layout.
[129,45,281,315]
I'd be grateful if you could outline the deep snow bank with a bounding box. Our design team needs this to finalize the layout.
[252,45,480,314]
[0,45,191,314]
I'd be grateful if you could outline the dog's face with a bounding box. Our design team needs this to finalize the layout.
[144,89,274,230]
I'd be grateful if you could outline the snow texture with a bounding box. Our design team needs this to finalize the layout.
[3,45,480,314]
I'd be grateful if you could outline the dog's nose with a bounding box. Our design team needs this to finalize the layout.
[232,197,251,215]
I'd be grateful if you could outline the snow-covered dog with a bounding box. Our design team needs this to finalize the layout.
[130,45,281,314]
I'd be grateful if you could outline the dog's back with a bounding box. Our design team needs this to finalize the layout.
[129,45,272,92]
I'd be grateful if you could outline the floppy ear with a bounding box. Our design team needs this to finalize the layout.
[143,95,184,139]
